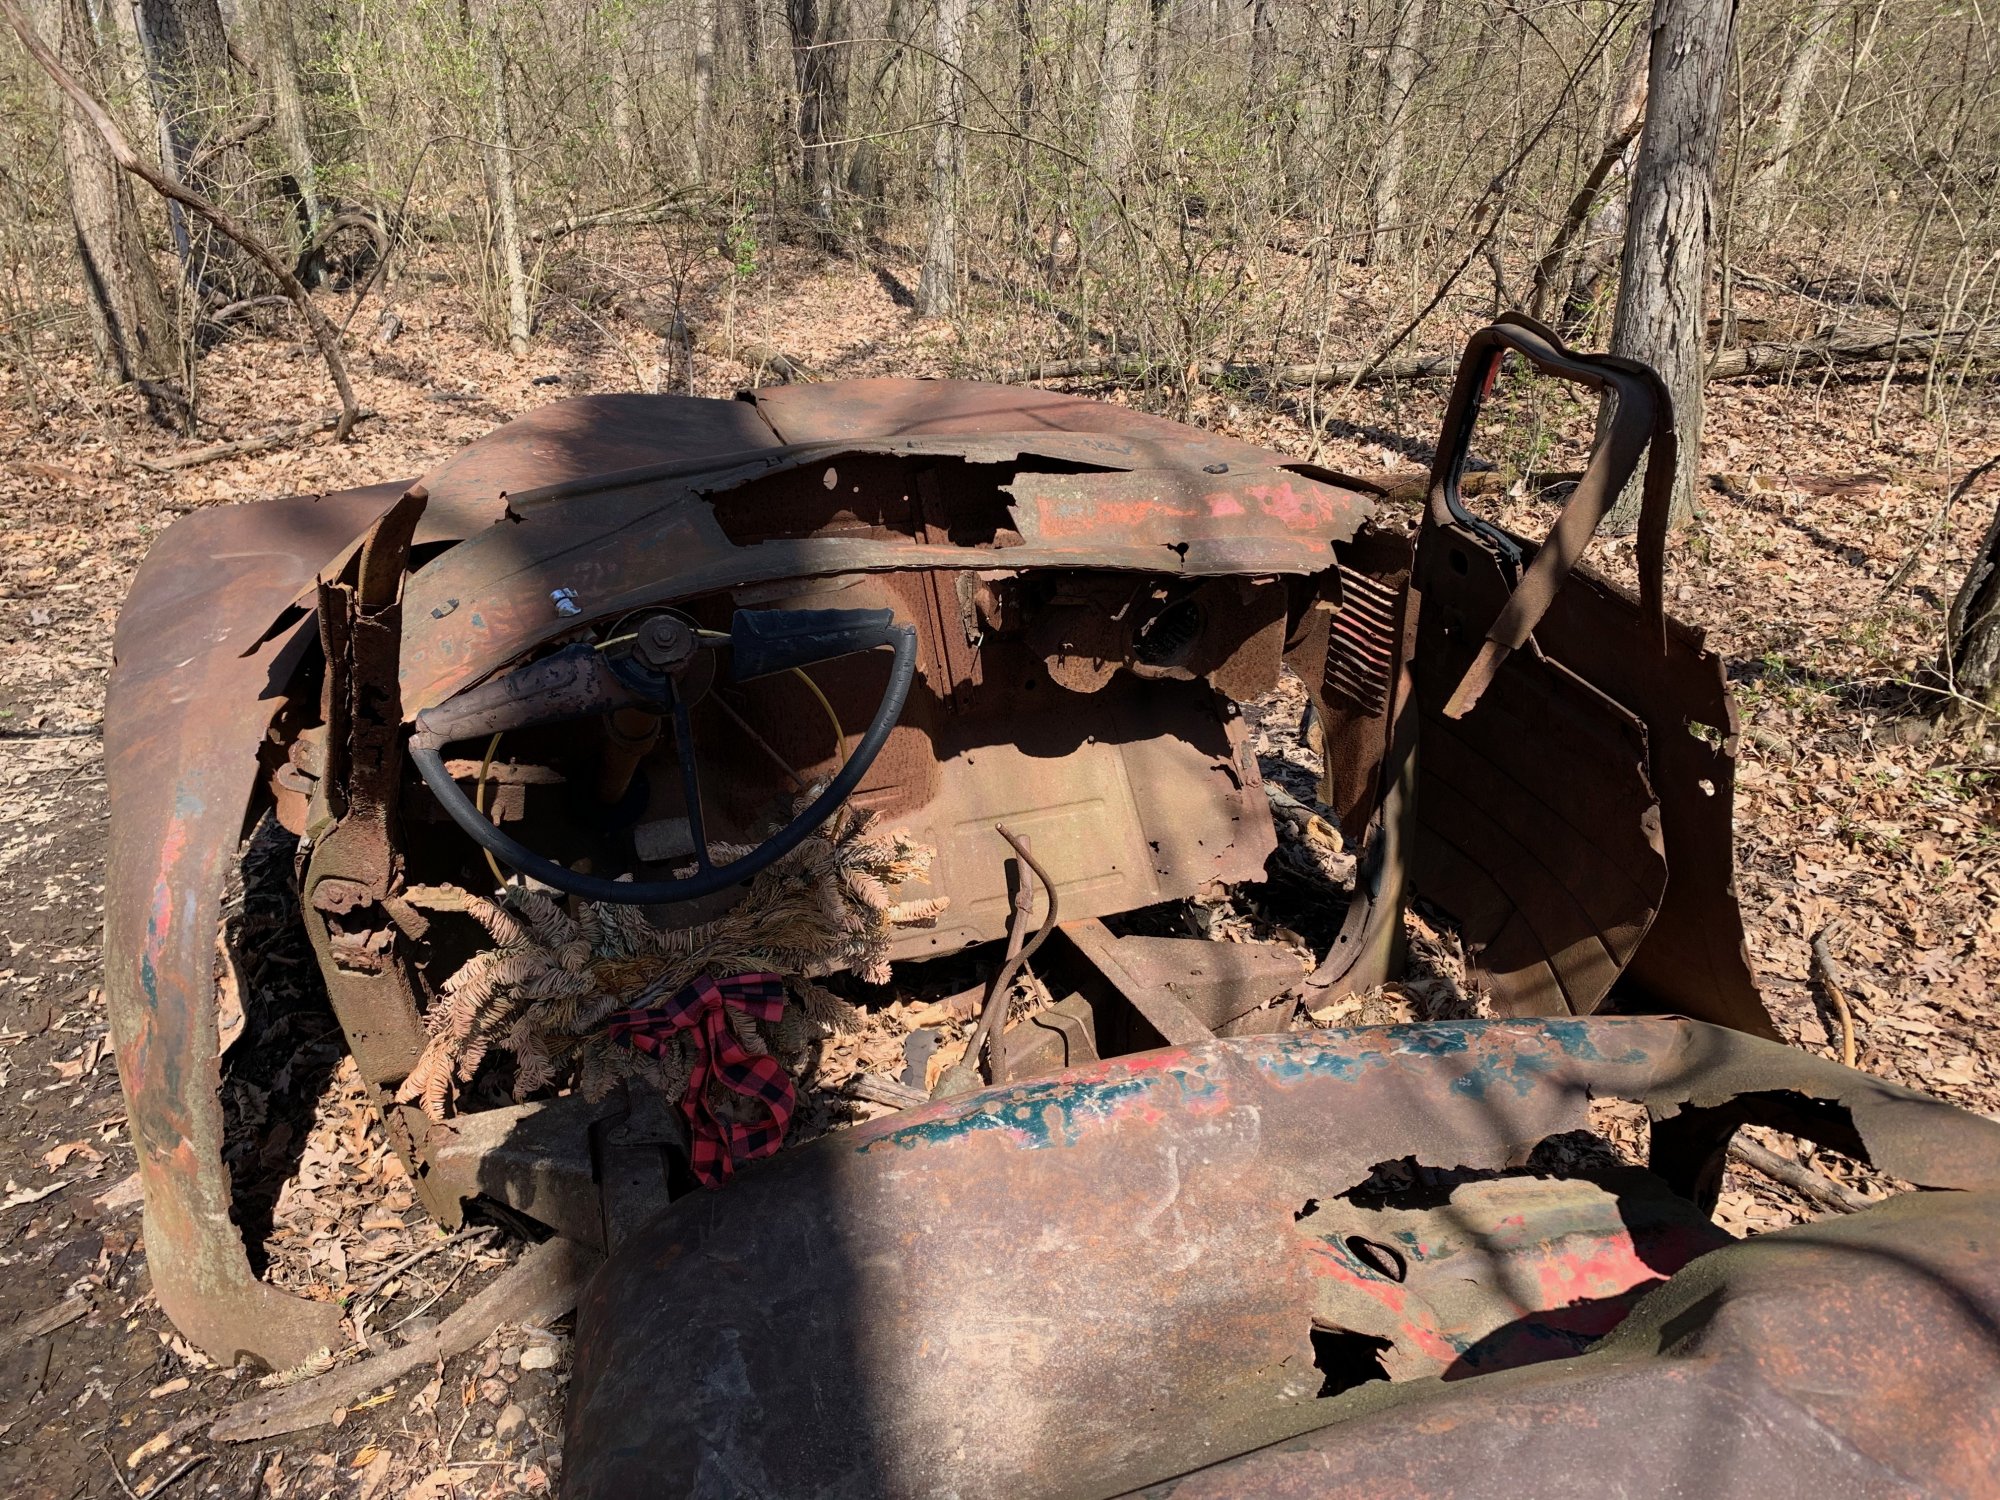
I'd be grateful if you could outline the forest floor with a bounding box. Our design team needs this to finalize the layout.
[0,235,1996,1497]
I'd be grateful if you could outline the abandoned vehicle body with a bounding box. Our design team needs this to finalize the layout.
[103,317,2000,1494]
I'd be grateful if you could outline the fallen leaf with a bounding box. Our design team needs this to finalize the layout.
[0,1179,68,1211]
[41,1140,102,1171]
[49,1035,105,1082]
[408,1466,480,1500]
[355,1449,393,1500]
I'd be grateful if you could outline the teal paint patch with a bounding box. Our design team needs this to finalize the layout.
[858,1057,1229,1157]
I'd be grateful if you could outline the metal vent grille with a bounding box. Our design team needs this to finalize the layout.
[1322,566,1400,716]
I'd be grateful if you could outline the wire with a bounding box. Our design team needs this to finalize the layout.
[474,732,507,887]
[792,666,846,769]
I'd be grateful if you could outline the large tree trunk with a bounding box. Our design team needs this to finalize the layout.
[789,0,849,232]
[462,0,529,355]
[1608,0,1736,532]
[37,0,181,414]
[1092,0,1145,188]
[137,0,260,293]
[1246,0,1276,119]
[918,0,968,317]
[248,0,318,254]
[1367,0,1426,264]
[1743,0,1840,237]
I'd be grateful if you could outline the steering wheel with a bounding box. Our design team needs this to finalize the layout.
[408,607,918,904]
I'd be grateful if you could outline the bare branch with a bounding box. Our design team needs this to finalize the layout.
[0,0,363,439]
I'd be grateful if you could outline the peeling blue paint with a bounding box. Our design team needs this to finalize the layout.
[859,1020,1664,1157]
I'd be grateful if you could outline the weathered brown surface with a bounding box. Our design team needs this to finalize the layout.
[1339,316,1770,1035]
[394,430,1372,715]
[562,1017,2000,1500]
[102,482,402,1370]
[1137,1188,2000,1498]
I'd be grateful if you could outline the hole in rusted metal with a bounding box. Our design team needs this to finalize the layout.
[1309,1326,1393,1398]
[1133,598,1204,668]
[1294,1197,1320,1221]
[1345,1235,1408,1283]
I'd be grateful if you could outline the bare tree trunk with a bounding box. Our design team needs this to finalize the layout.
[1528,22,1649,321]
[691,0,717,178]
[1093,0,1145,188]
[1608,0,1736,532]
[249,0,318,253]
[35,0,182,415]
[1246,0,1275,120]
[463,0,529,355]
[138,0,262,292]
[1368,0,1426,264]
[610,38,636,162]
[1014,0,1035,234]
[918,0,968,317]
[789,0,849,232]
[1743,0,1840,236]
[845,0,915,229]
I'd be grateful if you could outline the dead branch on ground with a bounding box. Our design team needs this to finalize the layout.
[133,409,378,472]
[1727,1136,1870,1214]
[528,191,702,244]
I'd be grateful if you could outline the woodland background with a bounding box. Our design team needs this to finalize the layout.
[1,0,1999,1496]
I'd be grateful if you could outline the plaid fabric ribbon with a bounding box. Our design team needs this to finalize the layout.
[604,972,794,1188]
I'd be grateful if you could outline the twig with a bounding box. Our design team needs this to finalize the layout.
[0,0,363,440]
[1878,452,2000,601]
[1810,929,1859,1069]
[1728,1136,1870,1214]
[101,1446,141,1500]
[133,409,377,472]
[146,1453,209,1495]
[350,1224,496,1310]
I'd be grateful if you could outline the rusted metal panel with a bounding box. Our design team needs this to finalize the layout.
[104,484,404,1371]
[1137,1188,2000,1499]
[745,378,1296,469]
[396,432,1371,715]
[1321,316,1772,1034]
[562,1018,2000,1499]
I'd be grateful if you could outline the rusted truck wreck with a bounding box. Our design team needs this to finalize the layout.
[105,316,2000,1495]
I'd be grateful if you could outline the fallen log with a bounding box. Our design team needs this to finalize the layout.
[1728,1136,1870,1215]
[529,192,701,244]
[1707,329,2000,380]
[998,351,1457,387]
[135,408,378,473]
[1001,328,2000,391]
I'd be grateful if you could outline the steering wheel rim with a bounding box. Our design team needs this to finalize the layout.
[409,622,917,904]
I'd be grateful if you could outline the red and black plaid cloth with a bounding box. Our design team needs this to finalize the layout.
[604,972,794,1188]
